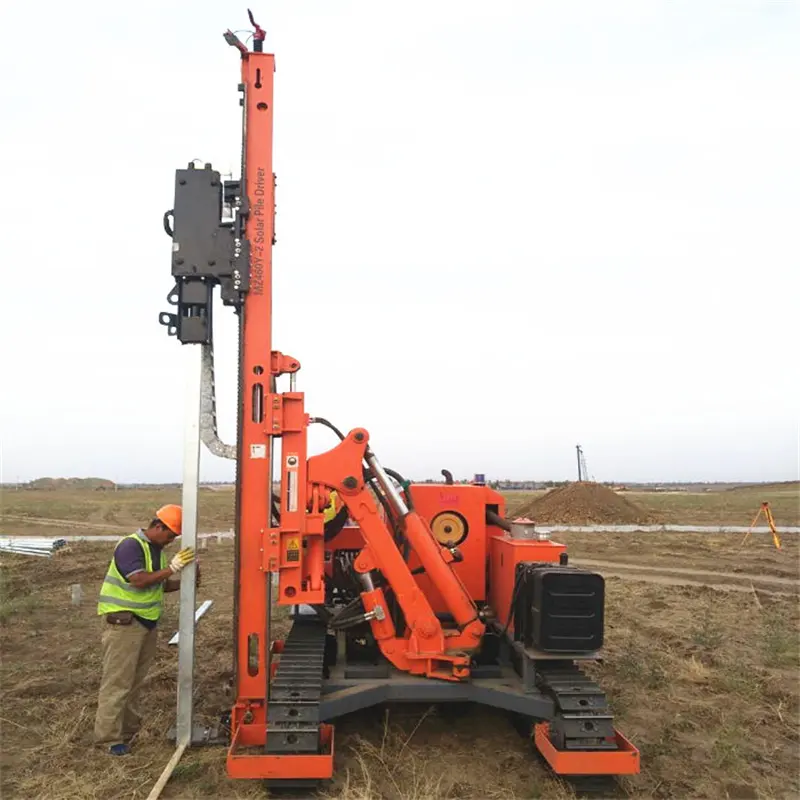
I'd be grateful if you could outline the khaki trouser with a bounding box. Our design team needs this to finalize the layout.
[94,619,158,746]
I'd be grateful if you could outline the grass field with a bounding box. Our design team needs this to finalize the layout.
[2,482,798,538]
[503,485,800,526]
[1,486,234,537]
[1,485,798,799]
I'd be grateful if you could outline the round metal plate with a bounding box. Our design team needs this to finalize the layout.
[431,511,469,546]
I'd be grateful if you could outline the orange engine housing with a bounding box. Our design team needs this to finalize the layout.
[324,483,567,628]
[405,483,503,613]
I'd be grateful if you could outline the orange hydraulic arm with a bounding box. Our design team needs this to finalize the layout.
[307,430,486,681]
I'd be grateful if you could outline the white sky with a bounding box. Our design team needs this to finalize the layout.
[1,1,798,484]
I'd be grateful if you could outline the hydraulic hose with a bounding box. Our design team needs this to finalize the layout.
[364,468,410,558]
[364,468,396,526]
[323,506,349,542]
[305,418,414,627]
[363,466,409,634]
[384,467,414,511]
[308,417,346,440]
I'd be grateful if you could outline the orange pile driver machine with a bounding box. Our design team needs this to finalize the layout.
[159,13,639,791]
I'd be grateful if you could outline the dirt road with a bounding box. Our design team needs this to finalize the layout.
[1,514,131,531]
[574,557,800,595]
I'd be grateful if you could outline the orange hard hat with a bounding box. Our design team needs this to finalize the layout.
[156,504,182,535]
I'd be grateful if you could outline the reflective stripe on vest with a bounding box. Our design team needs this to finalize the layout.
[97,532,167,621]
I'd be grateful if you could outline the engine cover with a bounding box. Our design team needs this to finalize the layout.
[513,563,604,653]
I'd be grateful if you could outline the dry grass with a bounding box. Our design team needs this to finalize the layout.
[0,487,236,538]
[0,541,574,800]
[1,487,799,799]
[321,706,572,800]
[0,543,247,800]
[590,580,800,799]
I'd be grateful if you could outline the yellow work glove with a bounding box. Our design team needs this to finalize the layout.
[169,547,195,574]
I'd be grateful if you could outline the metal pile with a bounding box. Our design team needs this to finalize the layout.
[0,537,68,558]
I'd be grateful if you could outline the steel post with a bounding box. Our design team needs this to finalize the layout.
[177,344,203,747]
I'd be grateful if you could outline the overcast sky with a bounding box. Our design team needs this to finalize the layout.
[1,1,798,484]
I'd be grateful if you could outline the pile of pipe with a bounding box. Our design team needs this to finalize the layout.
[0,537,68,558]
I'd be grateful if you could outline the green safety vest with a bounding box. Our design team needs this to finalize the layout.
[323,490,339,523]
[97,532,168,621]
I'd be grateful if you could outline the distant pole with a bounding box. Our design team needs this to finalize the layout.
[576,445,583,482]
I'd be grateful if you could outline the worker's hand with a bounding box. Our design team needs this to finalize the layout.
[169,547,195,574]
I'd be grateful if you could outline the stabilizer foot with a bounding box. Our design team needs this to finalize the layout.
[534,722,639,776]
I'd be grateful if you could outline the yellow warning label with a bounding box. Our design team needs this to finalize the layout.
[287,538,300,551]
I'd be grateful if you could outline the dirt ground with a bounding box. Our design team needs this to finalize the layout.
[1,488,799,799]
[512,483,658,525]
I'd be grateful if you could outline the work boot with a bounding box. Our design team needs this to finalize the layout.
[109,743,130,756]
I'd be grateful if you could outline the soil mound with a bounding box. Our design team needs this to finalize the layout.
[513,482,657,525]
[25,477,116,491]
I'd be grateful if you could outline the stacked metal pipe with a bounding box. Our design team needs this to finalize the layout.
[0,537,68,557]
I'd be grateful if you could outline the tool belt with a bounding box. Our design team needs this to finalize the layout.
[105,611,134,625]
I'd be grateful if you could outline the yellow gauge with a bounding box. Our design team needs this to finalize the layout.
[431,511,468,546]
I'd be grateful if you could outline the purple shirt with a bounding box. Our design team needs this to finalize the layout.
[114,532,163,578]
[113,532,163,629]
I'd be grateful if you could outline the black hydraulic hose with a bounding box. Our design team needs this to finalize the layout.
[500,570,525,638]
[486,509,512,532]
[362,467,408,631]
[381,468,412,634]
[324,506,349,542]
[309,417,346,440]
[163,209,174,237]
[369,470,410,559]
[384,467,414,511]
[364,468,397,527]
[363,467,406,560]
[441,469,454,485]
[384,467,407,485]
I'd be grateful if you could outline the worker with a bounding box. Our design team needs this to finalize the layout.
[322,489,351,539]
[93,504,196,755]
[323,489,340,523]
